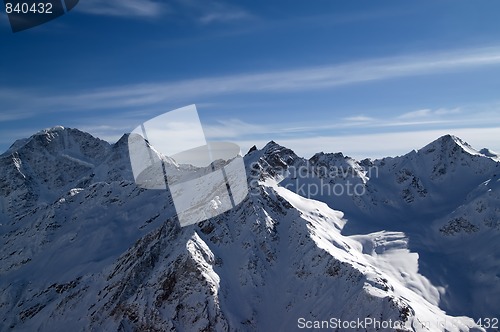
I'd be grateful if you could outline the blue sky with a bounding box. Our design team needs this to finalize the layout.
[1,0,500,159]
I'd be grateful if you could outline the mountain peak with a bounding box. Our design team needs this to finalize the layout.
[246,145,258,154]
[436,134,464,145]
[420,134,478,156]
[260,140,297,156]
[262,140,281,150]
[0,127,112,193]
[1,126,71,156]
[309,151,345,163]
[114,133,131,147]
[36,125,66,135]
[244,141,302,178]
[22,127,110,155]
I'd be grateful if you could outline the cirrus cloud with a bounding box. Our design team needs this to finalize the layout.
[77,0,168,18]
[398,108,461,119]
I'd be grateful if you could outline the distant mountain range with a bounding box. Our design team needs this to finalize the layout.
[0,127,498,331]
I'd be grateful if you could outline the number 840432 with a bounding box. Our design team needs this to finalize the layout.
[5,2,53,14]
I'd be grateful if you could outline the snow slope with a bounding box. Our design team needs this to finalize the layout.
[247,134,500,323]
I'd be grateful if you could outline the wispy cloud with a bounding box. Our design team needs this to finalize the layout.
[174,0,254,24]
[199,10,253,24]
[343,116,376,122]
[26,46,500,112]
[203,119,270,138]
[203,104,499,140]
[398,107,461,119]
[74,0,253,24]
[77,0,168,18]
[0,111,36,122]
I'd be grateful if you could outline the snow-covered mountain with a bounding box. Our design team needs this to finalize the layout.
[250,135,500,322]
[0,127,498,331]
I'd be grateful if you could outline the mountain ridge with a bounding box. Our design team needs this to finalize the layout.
[0,127,498,331]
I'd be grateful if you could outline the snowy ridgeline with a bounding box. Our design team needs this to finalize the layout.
[0,127,499,331]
